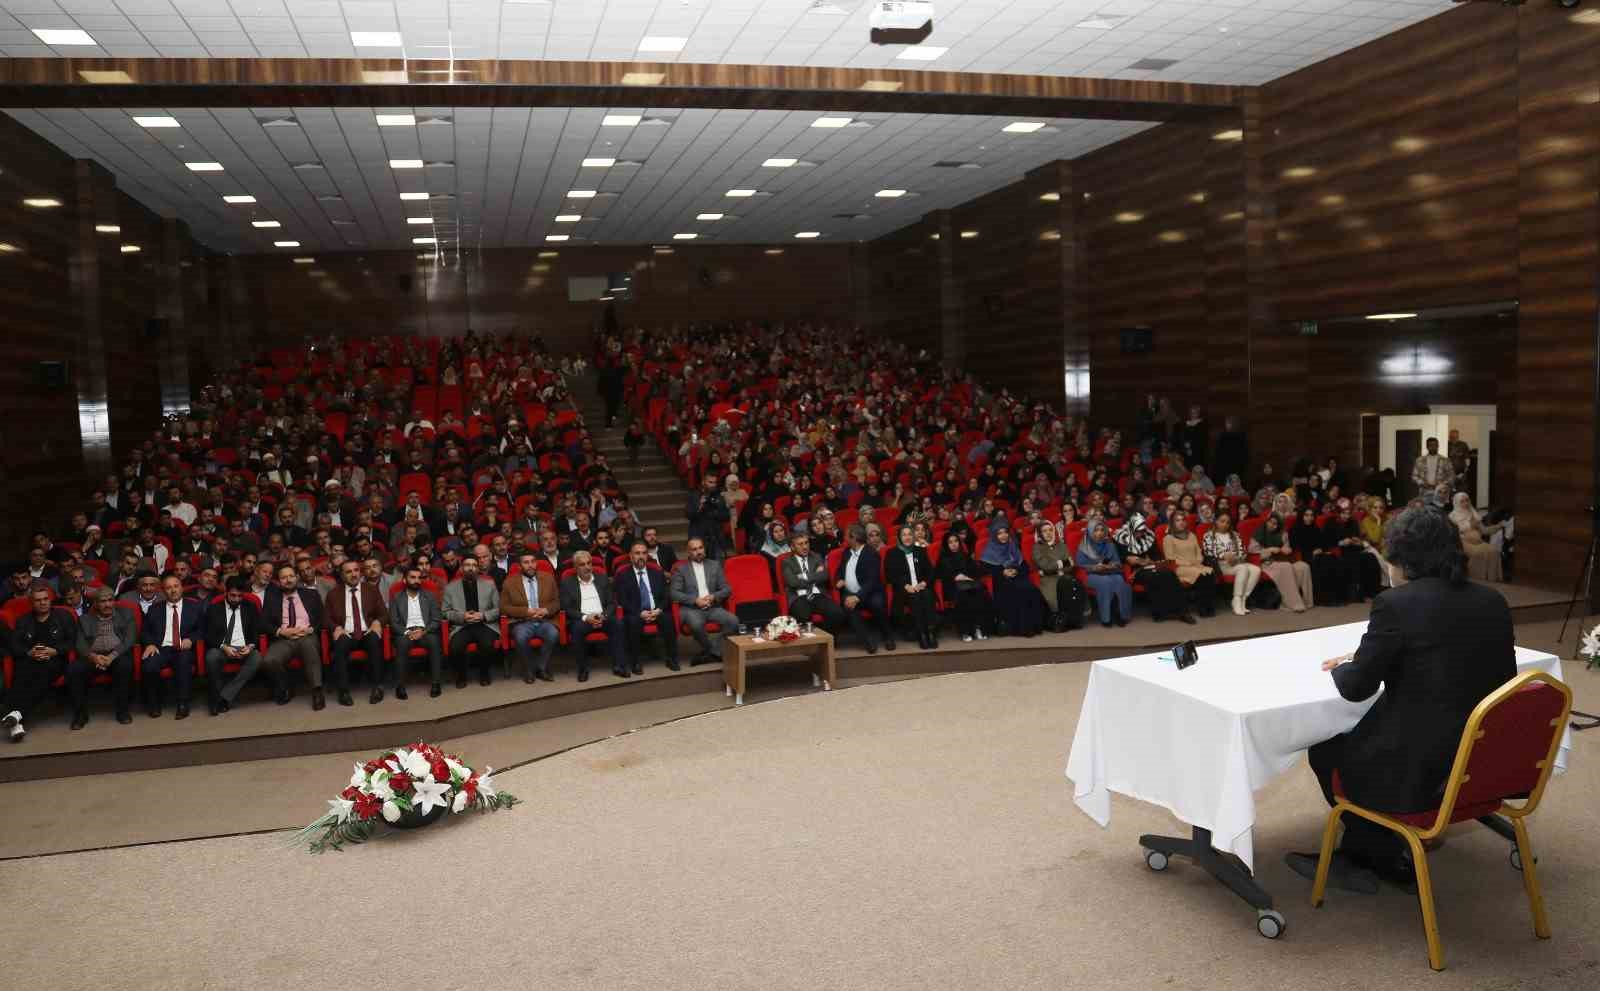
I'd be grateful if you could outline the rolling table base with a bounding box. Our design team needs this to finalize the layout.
[1139,827,1286,938]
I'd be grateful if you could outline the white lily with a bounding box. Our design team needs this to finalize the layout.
[349,762,369,789]
[1582,625,1600,659]
[475,768,498,801]
[328,798,355,824]
[445,757,469,781]
[411,776,452,815]
[366,770,394,800]
[451,790,469,814]
[382,800,401,823]
[394,748,432,779]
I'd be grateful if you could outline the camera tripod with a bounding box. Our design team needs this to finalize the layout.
[1556,532,1600,731]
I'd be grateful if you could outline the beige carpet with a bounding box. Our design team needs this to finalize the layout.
[3,648,1596,990]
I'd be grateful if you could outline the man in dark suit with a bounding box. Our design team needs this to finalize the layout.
[642,525,677,574]
[1289,508,1517,891]
[884,525,939,650]
[391,564,445,696]
[833,524,894,653]
[72,586,136,728]
[781,533,850,636]
[262,562,329,709]
[139,575,205,719]
[443,556,501,688]
[203,577,265,715]
[615,541,679,674]
[558,550,626,681]
[325,559,391,704]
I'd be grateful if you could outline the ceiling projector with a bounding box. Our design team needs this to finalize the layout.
[870,1,934,45]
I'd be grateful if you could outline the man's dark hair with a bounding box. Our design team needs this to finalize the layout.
[848,523,868,545]
[225,575,250,592]
[1383,508,1467,584]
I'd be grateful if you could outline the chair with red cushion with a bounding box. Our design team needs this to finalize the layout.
[1309,671,1573,971]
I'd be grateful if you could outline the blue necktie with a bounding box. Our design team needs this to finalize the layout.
[638,570,653,610]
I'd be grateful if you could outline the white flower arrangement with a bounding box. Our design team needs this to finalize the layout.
[1581,624,1600,670]
[765,615,802,641]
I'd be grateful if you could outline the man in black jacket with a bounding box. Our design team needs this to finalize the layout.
[685,474,730,559]
[2,586,76,742]
[1290,508,1516,890]
[204,577,265,715]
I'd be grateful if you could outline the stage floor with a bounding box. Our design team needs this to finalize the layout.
[3,639,1596,991]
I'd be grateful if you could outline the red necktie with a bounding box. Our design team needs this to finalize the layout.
[287,593,298,628]
[351,588,364,633]
[169,604,179,647]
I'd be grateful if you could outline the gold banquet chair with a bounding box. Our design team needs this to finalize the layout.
[1310,670,1571,971]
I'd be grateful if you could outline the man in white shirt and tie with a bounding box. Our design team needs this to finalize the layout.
[204,577,263,715]
[667,538,740,665]
[780,533,852,637]
[618,541,680,674]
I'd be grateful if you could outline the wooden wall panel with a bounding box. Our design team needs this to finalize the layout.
[865,217,940,357]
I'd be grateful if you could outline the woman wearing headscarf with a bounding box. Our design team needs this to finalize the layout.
[935,532,993,642]
[1249,512,1313,612]
[980,519,1049,637]
[1032,522,1084,631]
[1221,473,1249,501]
[757,519,792,584]
[1271,490,1297,522]
[1186,465,1216,496]
[1359,497,1395,587]
[1161,513,1218,622]
[885,525,940,649]
[1325,499,1383,600]
[1113,512,1188,622]
[1076,519,1134,627]
[1450,492,1504,582]
[1195,501,1216,527]
[1290,506,1346,606]
[1202,512,1262,616]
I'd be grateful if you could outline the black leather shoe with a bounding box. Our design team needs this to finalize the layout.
[1348,851,1417,891]
[536,670,554,682]
[479,671,492,686]
[577,669,590,682]
[337,689,353,707]
[455,674,469,689]
[630,662,643,675]
[147,704,162,718]
[116,709,132,725]
[395,684,408,701]
[1180,613,1198,625]
[71,710,88,731]
[613,667,630,678]
[369,686,384,704]
[524,672,536,684]
[430,682,442,698]
[883,639,897,652]
[274,688,291,705]
[219,698,231,714]
[312,687,326,711]
[665,658,681,672]
[864,642,878,654]
[208,697,221,716]
[175,703,190,720]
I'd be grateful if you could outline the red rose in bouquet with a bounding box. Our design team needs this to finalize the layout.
[430,759,450,782]
[352,793,383,821]
[340,785,361,801]
[388,772,412,794]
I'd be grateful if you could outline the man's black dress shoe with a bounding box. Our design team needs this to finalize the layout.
[864,642,878,654]
[208,697,222,716]
[479,671,492,686]
[275,688,291,706]
[116,709,132,725]
[1180,613,1198,625]
[665,658,681,672]
[175,703,190,720]
[535,670,554,682]
[147,704,162,718]
[1347,850,1417,891]
[395,684,408,701]
[690,653,715,667]
[311,687,326,711]
[630,662,643,675]
[219,698,231,714]
[369,686,384,704]
[613,667,630,678]
[883,639,897,651]
[524,672,536,685]
[577,669,590,682]
[70,710,88,731]
[337,688,353,707]
[430,682,442,698]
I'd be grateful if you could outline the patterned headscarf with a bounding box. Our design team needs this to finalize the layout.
[1113,512,1156,556]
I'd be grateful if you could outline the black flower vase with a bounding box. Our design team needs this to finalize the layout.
[391,803,448,830]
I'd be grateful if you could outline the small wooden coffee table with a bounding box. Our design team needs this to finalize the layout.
[721,630,837,705]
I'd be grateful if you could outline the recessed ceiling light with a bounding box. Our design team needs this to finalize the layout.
[1221,211,1244,222]
[94,224,121,234]
[959,230,979,239]
[375,114,416,127]
[273,240,300,248]
[794,231,821,239]
[1188,192,1208,203]
[1212,129,1243,142]
[1075,17,1124,30]
[361,70,409,84]
[1282,166,1317,179]
[412,236,437,245]
[621,72,666,86]
[1392,136,1429,153]
[405,217,432,225]
[79,70,133,83]
[293,257,315,264]
[1366,312,1418,321]
[351,31,403,47]
[581,157,616,168]
[1321,194,1346,207]
[33,28,97,46]
[695,213,724,221]
[223,194,256,204]
[119,244,141,253]
[860,80,902,92]
[555,214,582,222]
[726,189,757,198]
[538,251,560,258]
[568,190,597,199]
[0,242,20,253]
[762,158,798,169]
[22,198,62,208]
[638,36,687,52]
[399,192,429,201]
[764,248,785,255]
[1114,212,1144,223]
[875,189,907,198]
[1040,191,1061,202]
[251,220,281,228]
[896,46,947,61]
[602,114,642,127]
[1003,122,1046,134]
[1038,228,1062,241]
[546,234,570,242]
[812,116,853,129]
[185,162,224,172]
[653,246,675,254]
[673,233,698,240]
[133,115,180,129]
[390,159,424,169]
[1157,230,1187,243]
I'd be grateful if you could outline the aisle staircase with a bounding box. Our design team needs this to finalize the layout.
[569,371,691,547]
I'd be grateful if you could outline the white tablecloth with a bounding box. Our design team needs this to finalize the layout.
[1064,622,1571,871]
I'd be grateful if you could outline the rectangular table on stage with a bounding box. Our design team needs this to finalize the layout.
[1064,621,1572,938]
[721,630,836,706]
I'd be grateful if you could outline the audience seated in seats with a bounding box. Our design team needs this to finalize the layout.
[1327,500,1384,600]
[1200,513,1258,617]
[1291,506,1347,608]
[1161,513,1218,623]
[1031,523,1083,632]
[885,525,939,650]
[1250,513,1313,613]
[444,556,501,689]
[1449,492,1505,584]
[203,577,264,716]
[831,525,895,653]
[615,541,679,674]
[982,519,1049,637]
[391,565,445,696]
[1113,512,1190,624]
[1076,520,1132,628]
[559,550,626,682]
[326,559,391,705]
[2,587,76,742]
[502,553,560,683]
[139,575,203,720]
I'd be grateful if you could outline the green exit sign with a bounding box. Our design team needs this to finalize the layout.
[1293,320,1319,336]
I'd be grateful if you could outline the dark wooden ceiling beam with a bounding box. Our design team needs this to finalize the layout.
[0,58,1240,122]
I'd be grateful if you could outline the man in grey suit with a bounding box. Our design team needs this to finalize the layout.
[391,564,445,697]
[669,537,739,665]
[558,550,626,682]
[443,556,501,688]
[779,533,850,633]
[71,586,136,729]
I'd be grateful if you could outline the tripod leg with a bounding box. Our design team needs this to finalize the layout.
[1557,539,1595,646]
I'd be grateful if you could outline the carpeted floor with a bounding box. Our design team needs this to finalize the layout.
[3,622,1596,991]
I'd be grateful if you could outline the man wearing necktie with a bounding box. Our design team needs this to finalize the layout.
[617,541,680,675]
[324,559,390,705]
[203,577,264,715]
[262,563,329,710]
[780,533,850,636]
[139,575,203,719]
[501,552,560,683]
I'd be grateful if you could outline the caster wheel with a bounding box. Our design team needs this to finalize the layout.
[1256,909,1286,939]
[1145,850,1169,872]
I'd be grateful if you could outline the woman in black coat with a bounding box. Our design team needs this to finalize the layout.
[1290,507,1348,606]
[885,525,940,649]
[935,532,993,641]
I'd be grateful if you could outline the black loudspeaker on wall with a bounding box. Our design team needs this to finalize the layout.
[397,273,414,294]
[144,317,169,340]
[36,360,69,388]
